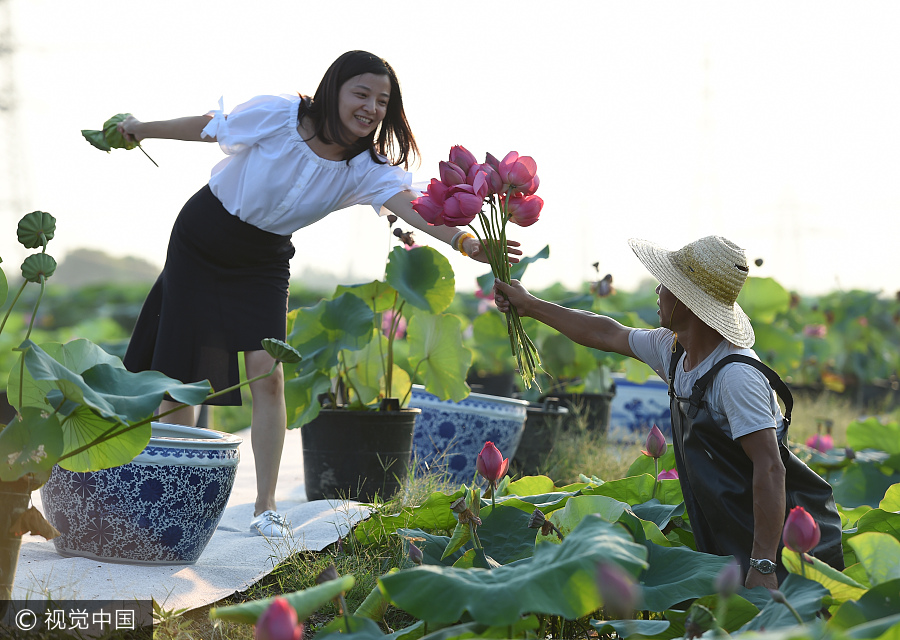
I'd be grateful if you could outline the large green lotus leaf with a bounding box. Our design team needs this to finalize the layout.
[781,548,867,602]
[410,617,537,640]
[81,128,111,151]
[626,449,678,479]
[101,113,138,150]
[848,418,900,456]
[354,490,463,544]
[832,463,900,509]
[476,504,538,564]
[739,574,830,630]
[630,499,686,532]
[470,311,512,373]
[19,340,210,422]
[0,407,64,481]
[848,532,900,586]
[614,509,675,548]
[56,404,150,472]
[406,313,471,402]
[857,508,900,541]
[583,473,683,507]
[284,370,332,430]
[344,333,411,407]
[830,578,900,632]
[385,246,455,314]
[335,280,397,314]
[379,514,648,626]
[591,619,672,639]
[881,484,900,511]
[494,491,576,516]
[9,339,125,410]
[287,294,374,374]
[476,245,550,295]
[845,614,900,640]
[506,475,557,496]
[210,575,355,624]
[737,276,791,323]
[640,543,733,612]
[541,495,628,541]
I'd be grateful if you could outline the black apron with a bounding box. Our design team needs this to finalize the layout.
[667,343,844,581]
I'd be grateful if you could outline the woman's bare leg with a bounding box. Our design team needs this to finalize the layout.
[244,349,286,517]
[157,400,199,426]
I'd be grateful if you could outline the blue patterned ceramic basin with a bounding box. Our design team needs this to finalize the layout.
[409,385,528,485]
[40,423,241,565]
[609,374,672,442]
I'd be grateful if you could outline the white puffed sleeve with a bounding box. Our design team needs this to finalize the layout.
[357,162,415,215]
[201,95,294,155]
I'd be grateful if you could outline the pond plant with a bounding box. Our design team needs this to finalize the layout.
[210,420,900,640]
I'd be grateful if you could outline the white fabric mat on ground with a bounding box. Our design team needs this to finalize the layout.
[11,426,370,612]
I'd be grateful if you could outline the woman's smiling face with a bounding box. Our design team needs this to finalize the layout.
[337,73,391,141]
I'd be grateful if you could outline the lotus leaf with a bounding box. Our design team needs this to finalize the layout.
[16,211,56,249]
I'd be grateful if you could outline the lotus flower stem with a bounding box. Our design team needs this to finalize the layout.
[137,144,159,167]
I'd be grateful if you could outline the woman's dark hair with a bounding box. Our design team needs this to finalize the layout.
[299,50,419,169]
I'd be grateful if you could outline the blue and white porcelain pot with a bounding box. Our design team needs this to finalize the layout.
[609,373,672,442]
[40,423,241,565]
[409,385,528,485]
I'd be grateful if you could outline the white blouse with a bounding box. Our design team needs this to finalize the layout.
[200,95,414,236]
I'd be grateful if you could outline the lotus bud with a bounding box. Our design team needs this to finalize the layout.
[476,441,509,487]
[768,589,787,604]
[596,562,640,619]
[642,425,667,459]
[657,468,679,481]
[782,506,821,554]
[408,541,423,566]
[714,559,742,598]
[255,597,303,640]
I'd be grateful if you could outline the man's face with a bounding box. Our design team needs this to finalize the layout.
[656,283,680,329]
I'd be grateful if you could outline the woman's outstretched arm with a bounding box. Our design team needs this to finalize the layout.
[117,114,215,143]
[384,191,522,265]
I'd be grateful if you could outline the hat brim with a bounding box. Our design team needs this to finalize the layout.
[629,238,755,348]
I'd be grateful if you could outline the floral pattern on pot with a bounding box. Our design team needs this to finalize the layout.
[409,385,527,485]
[40,423,241,565]
[609,374,672,443]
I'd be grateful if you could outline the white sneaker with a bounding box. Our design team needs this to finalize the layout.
[250,510,291,538]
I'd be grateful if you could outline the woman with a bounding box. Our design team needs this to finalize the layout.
[119,50,517,537]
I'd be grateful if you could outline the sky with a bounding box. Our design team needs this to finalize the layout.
[3,0,900,298]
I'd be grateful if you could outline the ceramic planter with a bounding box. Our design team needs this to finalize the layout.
[609,374,672,442]
[40,423,241,565]
[302,408,419,502]
[409,385,528,485]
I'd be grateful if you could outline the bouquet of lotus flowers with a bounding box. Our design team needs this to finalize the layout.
[413,145,543,388]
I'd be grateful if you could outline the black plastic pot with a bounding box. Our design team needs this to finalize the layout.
[302,408,419,502]
[543,391,615,434]
[466,371,516,398]
[512,398,569,476]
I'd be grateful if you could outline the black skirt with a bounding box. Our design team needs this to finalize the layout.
[124,185,295,406]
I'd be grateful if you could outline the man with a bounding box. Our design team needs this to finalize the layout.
[494,235,843,588]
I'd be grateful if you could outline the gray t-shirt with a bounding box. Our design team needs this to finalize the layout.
[628,328,785,441]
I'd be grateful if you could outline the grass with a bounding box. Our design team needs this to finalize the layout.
[145,389,878,638]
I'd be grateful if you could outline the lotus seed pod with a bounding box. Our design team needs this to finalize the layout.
[21,253,57,283]
[17,211,56,249]
[262,338,302,364]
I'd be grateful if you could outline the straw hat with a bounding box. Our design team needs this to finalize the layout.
[628,235,755,348]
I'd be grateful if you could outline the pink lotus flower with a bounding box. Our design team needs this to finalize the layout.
[657,468,679,480]
[439,160,466,186]
[443,187,483,226]
[449,145,478,174]
[642,425,667,459]
[803,324,827,338]
[255,597,302,640]
[782,506,821,554]
[382,310,407,339]
[506,194,543,227]
[715,559,742,598]
[467,163,502,196]
[412,179,449,225]
[476,441,508,486]
[805,433,834,453]
[498,151,538,191]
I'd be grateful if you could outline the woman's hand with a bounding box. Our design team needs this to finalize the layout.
[462,237,522,265]
[116,115,144,143]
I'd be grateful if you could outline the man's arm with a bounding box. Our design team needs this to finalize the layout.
[493,279,636,358]
[739,427,786,589]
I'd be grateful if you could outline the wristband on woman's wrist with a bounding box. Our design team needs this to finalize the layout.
[450,230,466,251]
[456,233,475,257]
